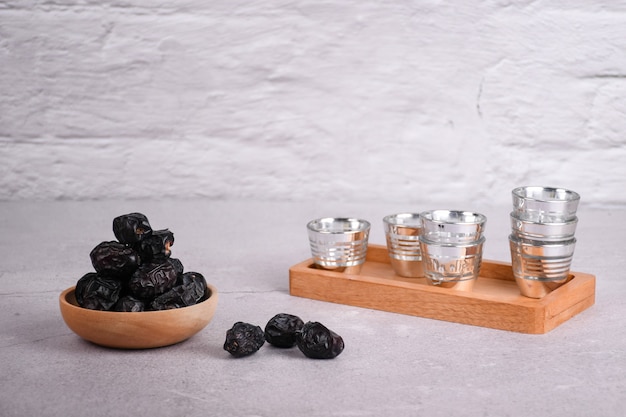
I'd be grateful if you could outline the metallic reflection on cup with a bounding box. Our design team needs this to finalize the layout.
[307,218,371,275]
[509,212,578,242]
[419,237,485,292]
[509,186,580,298]
[383,213,423,278]
[509,234,576,298]
[420,210,487,244]
[511,186,580,223]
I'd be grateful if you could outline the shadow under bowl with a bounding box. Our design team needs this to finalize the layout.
[59,284,218,349]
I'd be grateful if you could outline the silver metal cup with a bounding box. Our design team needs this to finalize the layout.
[419,236,485,291]
[509,234,576,298]
[512,186,580,223]
[307,217,371,274]
[420,210,487,244]
[383,213,423,278]
[509,212,578,242]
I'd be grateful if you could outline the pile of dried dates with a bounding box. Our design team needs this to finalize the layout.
[74,212,208,312]
[224,313,344,359]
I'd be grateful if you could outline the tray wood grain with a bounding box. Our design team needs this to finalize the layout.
[289,244,595,334]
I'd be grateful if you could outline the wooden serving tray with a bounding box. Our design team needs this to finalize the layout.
[289,244,595,334]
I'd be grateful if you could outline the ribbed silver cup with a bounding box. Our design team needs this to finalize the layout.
[419,237,485,291]
[509,234,576,298]
[510,212,578,242]
[512,186,580,223]
[509,186,580,298]
[418,209,487,291]
[383,213,423,278]
[420,210,487,244]
[307,218,371,274]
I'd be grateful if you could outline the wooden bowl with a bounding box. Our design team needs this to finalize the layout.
[59,284,218,349]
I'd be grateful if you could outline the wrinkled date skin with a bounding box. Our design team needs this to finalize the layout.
[169,257,184,276]
[74,212,210,313]
[128,261,178,300]
[178,272,207,302]
[150,286,197,310]
[136,229,174,262]
[150,272,207,310]
[113,213,152,244]
[264,313,304,348]
[75,272,122,311]
[89,241,140,279]
[113,295,145,312]
[224,322,265,357]
[297,321,345,359]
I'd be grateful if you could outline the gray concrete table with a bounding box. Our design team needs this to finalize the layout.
[1,200,624,417]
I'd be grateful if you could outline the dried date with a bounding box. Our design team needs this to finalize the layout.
[113,295,145,312]
[169,257,184,276]
[75,272,122,311]
[264,313,304,348]
[136,229,174,262]
[150,287,193,310]
[151,271,207,310]
[223,322,265,358]
[296,321,344,359]
[128,261,178,299]
[113,213,152,244]
[75,212,209,313]
[89,241,140,279]
[178,272,207,302]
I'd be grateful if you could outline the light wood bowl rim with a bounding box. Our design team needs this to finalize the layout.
[59,283,218,349]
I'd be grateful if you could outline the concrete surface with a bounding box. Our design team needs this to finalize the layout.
[0,200,624,417]
[1,1,626,206]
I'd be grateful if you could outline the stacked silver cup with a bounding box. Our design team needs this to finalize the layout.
[418,210,487,291]
[509,186,580,298]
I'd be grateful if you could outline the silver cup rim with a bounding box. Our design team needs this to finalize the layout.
[307,217,371,234]
[383,213,421,226]
[512,186,580,204]
[510,211,578,226]
[420,209,487,226]
[419,235,486,247]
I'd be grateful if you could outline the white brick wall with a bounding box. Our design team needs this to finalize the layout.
[1,1,625,207]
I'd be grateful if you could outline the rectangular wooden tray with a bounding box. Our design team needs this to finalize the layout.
[289,244,595,334]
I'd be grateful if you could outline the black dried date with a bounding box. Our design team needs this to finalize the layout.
[75,272,122,311]
[264,313,304,348]
[113,213,152,244]
[128,261,178,299]
[150,286,196,310]
[296,321,344,359]
[113,295,145,312]
[75,212,210,313]
[89,241,140,279]
[169,257,184,276]
[224,322,265,357]
[136,229,174,262]
[178,272,207,302]
[151,271,207,310]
